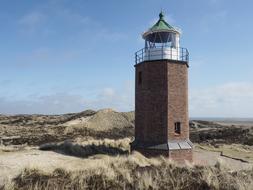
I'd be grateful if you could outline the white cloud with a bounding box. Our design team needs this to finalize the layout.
[18,11,47,33]
[17,7,126,42]
[0,80,12,86]
[101,88,115,97]
[1,81,252,117]
[54,8,93,26]
[0,82,134,115]
[95,29,127,42]
[87,82,134,112]
[190,82,253,117]
[0,93,85,115]
[199,9,228,33]
[19,11,46,26]
[15,47,84,67]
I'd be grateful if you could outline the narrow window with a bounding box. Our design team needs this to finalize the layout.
[138,71,142,85]
[174,122,181,135]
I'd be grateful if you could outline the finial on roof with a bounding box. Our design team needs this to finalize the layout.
[159,11,164,20]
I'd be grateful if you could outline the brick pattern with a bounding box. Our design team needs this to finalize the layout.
[133,148,193,163]
[167,62,189,140]
[135,61,168,145]
[169,149,193,163]
[133,60,191,162]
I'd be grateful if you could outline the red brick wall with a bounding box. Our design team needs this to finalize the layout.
[135,61,168,144]
[167,63,189,140]
[135,60,189,145]
[169,149,193,163]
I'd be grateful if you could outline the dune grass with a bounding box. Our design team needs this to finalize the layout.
[1,138,252,190]
[6,152,252,190]
[39,138,131,158]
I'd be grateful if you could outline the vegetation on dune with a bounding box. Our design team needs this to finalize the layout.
[1,109,253,146]
[0,109,135,146]
[191,126,253,146]
[0,110,96,126]
[39,138,131,158]
[1,109,253,190]
[0,138,250,190]
[8,153,253,190]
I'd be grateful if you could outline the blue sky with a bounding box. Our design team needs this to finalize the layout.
[0,0,253,117]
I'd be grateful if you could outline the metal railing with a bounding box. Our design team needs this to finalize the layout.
[135,46,189,64]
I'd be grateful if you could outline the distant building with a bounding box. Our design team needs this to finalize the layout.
[131,12,193,162]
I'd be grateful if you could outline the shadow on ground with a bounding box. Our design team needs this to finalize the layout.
[39,141,128,158]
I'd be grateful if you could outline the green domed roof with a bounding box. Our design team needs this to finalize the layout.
[150,12,176,31]
[142,12,180,42]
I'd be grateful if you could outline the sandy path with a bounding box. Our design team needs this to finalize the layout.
[0,148,98,186]
[193,148,253,170]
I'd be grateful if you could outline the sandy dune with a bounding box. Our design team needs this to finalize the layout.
[1,146,252,186]
[0,109,252,188]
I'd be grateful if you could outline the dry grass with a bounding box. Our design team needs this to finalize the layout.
[0,109,134,146]
[1,110,253,190]
[1,138,253,190]
[4,152,253,190]
[0,145,27,153]
[63,109,134,132]
[39,138,131,158]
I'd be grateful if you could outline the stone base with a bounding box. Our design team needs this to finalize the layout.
[169,149,193,163]
[130,141,193,163]
[132,148,193,163]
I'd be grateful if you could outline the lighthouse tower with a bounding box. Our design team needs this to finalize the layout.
[131,12,193,162]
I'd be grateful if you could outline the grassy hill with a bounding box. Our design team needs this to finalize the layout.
[0,109,253,190]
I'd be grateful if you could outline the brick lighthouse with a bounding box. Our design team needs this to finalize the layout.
[131,12,193,162]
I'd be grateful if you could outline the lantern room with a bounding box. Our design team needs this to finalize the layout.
[135,12,189,64]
